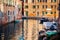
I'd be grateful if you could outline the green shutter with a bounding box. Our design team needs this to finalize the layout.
[51,12,53,14]
[46,12,47,14]
[54,0,56,2]
[42,11,44,15]
[26,11,28,16]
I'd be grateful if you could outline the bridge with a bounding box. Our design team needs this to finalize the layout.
[22,16,53,21]
[22,16,43,20]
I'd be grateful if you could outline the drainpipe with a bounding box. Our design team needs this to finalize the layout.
[22,0,24,40]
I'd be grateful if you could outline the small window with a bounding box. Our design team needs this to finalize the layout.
[42,11,44,15]
[54,12,56,14]
[26,11,28,16]
[43,0,44,2]
[25,5,28,8]
[54,5,56,8]
[51,0,56,2]
[38,0,40,2]
[8,11,11,15]
[38,0,41,2]
[33,11,35,13]
[46,5,47,8]
[51,0,53,2]
[51,5,53,8]
[32,0,34,3]
[45,12,47,14]
[37,11,39,16]
[54,0,56,2]
[33,5,36,8]
[42,0,47,2]
[42,5,44,9]
[25,0,28,3]
[45,0,47,2]
[51,12,53,14]
[37,5,39,8]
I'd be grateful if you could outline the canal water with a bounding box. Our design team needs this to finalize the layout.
[0,20,22,40]
[0,19,43,40]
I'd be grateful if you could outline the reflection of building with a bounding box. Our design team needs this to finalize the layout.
[0,0,22,40]
[24,19,39,40]
[23,0,59,40]
[0,0,22,24]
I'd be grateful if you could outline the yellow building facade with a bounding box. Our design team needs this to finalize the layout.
[24,0,59,40]
[24,0,59,19]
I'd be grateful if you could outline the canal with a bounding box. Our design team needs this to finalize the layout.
[0,19,43,40]
[0,20,22,40]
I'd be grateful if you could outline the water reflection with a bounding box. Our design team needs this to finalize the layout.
[0,21,22,40]
[0,19,43,40]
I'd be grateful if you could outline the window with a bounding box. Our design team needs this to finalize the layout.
[46,5,47,8]
[38,0,39,2]
[42,11,44,15]
[51,0,53,2]
[51,0,56,2]
[42,5,47,8]
[54,12,56,18]
[37,5,39,8]
[42,0,47,2]
[51,5,53,8]
[51,12,53,14]
[43,0,44,2]
[38,0,41,2]
[32,0,34,3]
[8,0,12,5]
[54,11,56,14]
[26,11,28,16]
[54,5,56,8]
[33,5,36,8]
[37,11,39,16]
[25,5,28,8]
[33,11,35,13]
[42,5,44,9]
[53,0,56,2]
[45,12,47,14]
[25,0,28,3]
[45,0,47,2]
[8,11,10,15]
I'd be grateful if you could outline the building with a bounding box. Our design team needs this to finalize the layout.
[0,0,22,40]
[24,0,59,19]
[23,0,59,40]
[0,0,22,24]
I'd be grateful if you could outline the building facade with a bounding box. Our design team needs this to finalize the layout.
[0,0,22,24]
[23,0,59,40]
[24,0,59,19]
[0,0,22,40]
